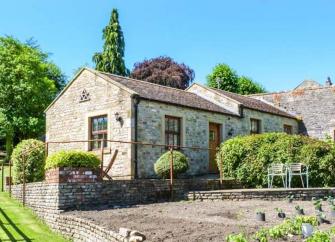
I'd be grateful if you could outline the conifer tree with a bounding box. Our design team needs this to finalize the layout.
[93,9,128,75]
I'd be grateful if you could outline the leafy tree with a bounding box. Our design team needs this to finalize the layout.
[207,63,266,94]
[238,76,265,95]
[207,64,239,92]
[130,56,195,89]
[0,36,61,159]
[0,110,13,160]
[46,63,66,91]
[93,9,128,76]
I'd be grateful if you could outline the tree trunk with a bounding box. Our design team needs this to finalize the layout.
[5,131,13,162]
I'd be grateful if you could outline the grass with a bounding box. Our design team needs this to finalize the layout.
[0,192,69,241]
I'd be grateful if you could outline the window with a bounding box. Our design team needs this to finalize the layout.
[250,118,261,134]
[165,116,181,149]
[209,130,215,141]
[90,115,108,150]
[284,125,293,134]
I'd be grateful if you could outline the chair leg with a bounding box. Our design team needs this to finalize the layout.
[288,174,291,188]
[300,174,305,188]
[306,174,309,188]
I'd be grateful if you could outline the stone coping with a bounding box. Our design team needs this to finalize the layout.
[191,187,335,193]
[188,187,335,201]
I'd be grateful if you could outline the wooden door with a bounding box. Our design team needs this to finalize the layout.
[208,123,221,173]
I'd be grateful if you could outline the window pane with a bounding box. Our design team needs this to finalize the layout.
[173,135,178,146]
[209,131,215,141]
[175,119,180,132]
[103,117,107,130]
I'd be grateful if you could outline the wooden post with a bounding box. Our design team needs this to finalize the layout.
[22,153,26,206]
[1,163,4,192]
[100,139,104,180]
[169,147,174,201]
[9,160,11,197]
[218,148,223,187]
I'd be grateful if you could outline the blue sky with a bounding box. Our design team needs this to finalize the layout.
[1,0,335,92]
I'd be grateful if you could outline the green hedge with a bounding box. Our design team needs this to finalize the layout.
[217,133,335,188]
[45,150,100,170]
[12,139,45,184]
[154,151,189,178]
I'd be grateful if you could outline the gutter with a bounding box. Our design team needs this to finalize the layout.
[133,95,140,179]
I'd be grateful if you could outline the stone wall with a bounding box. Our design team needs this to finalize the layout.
[252,86,335,140]
[8,179,239,212]
[49,214,128,242]
[4,188,128,242]
[137,100,298,178]
[187,84,240,115]
[45,69,134,179]
[136,100,231,178]
[188,188,335,201]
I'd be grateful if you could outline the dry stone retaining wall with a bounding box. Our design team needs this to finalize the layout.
[8,179,238,241]
[9,179,238,211]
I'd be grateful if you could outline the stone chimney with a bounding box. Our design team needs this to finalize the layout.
[325,77,332,87]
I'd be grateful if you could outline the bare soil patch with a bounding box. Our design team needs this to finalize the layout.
[68,200,334,241]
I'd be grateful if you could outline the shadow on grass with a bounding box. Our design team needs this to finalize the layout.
[0,207,32,242]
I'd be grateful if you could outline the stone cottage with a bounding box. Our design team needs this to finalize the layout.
[45,68,298,179]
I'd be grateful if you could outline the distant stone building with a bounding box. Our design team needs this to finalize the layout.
[252,78,335,140]
[45,68,298,179]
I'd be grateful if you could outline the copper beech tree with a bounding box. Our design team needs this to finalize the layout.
[130,56,195,90]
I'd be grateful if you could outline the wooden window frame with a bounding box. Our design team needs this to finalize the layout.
[89,115,108,150]
[250,118,261,134]
[165,115,181,149]
[283,124,293,134]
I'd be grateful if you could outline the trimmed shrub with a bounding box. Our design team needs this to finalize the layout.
[12,139,45,184]
[45,150,100,170]
[217,133,335,188]
[154,151,189,178]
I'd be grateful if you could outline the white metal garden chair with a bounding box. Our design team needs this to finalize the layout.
[268,163,287,188]
[287,163,309,188]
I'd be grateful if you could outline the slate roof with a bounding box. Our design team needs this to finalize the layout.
[210,88,296,119]
[100,73,237,116]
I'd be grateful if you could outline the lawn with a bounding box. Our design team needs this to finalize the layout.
[0,192,69,242]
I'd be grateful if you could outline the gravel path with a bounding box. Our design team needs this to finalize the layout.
[68,200,334,241]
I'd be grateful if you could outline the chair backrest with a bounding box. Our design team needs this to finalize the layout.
[288,163,303,172]
[269,163,285,173]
